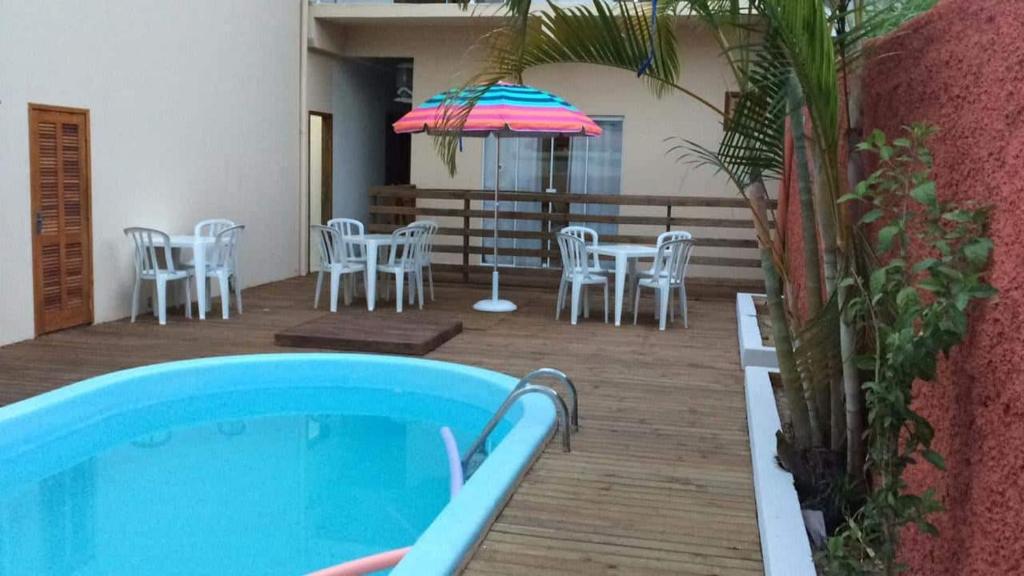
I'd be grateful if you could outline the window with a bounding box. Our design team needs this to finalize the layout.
[483,117,624,267]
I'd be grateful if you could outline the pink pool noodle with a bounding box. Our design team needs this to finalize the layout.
[440,426,464,499]
[306,427,465,576]
[306,546,413,576]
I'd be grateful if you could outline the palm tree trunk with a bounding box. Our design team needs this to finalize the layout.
[787,76,824,320]
[787,77,831,447]
[841,66,866,477]
[801,125,845,455]
[750,179,814,449]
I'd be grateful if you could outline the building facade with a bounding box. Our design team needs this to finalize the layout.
[0,0,750,346]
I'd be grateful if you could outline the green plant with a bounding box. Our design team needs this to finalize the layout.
[825,124,995,575]
[856,0,939,35]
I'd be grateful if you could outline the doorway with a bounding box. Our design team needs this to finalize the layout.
[308,111,333,271]
[384,61,413,187]
[29,104,93,335]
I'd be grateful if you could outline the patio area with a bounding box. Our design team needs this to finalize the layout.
[0,276,761,575]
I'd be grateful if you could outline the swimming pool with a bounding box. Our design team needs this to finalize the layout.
[0,354,557,575]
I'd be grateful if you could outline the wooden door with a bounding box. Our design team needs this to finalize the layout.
[29,104,93,335]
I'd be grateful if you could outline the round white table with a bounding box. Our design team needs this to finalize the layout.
[591,243,658,326]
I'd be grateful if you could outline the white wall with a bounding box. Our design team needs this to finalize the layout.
[307,51,336,117]
[306,52,390,224]
[331,59,389,223]
[0,0,303,345]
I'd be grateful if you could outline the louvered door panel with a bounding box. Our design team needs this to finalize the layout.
[30,106,92,334]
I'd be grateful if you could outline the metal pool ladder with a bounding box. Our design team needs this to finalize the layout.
[461,368,579,478]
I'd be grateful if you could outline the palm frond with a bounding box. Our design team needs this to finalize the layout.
[431,80,502,178]
[716,28,789,186]
[435,0,697,175]
[490,1,684,99]
[666,137,746,191]
[754,0,839,159]
[666,137,783,269]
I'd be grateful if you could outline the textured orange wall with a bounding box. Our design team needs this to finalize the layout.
[779,1,1024,573]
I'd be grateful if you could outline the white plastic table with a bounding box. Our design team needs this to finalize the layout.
[591,243,658,326]
[157,234,215,319]
[347,233,400,311]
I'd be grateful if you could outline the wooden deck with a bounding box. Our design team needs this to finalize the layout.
[0,276,762,575]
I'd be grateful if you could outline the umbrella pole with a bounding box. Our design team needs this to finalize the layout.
[493,136,500,295]
[473,134,517,313]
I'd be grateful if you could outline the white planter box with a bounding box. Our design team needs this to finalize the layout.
[736,293,779,369]
[745,366,816,576]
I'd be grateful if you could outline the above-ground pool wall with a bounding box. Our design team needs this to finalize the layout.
[778,1,1024,574]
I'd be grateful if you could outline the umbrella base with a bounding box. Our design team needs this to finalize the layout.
[474,269,516,313]
[473,298,517,313]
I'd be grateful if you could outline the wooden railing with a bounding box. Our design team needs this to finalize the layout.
[369,185,769,294]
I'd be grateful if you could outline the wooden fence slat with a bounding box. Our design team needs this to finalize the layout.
[369,205,763,229]
[369,185,778,209]
[430,245,760,268]
[367,224,760,249]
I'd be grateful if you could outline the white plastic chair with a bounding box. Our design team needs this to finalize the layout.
[560,225,605,274]
[327,218,368,301]
[556,232,609,325]
[633,237,695,330]
[312,225,368,313]
[124,227,192,326]
[327,218,367,263]
[189,218,236,267]
[633,230,693,304]
[380,226,427,313]
[189,224,245,319]
[408,220,438,301]
[657,229,692,245]
[186,219,238,309]
[195,218,236,238]
[557,226,608,317]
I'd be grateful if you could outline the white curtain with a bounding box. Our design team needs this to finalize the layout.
[483,117,623,268]
[570,118,624,241]
[483,136,542,266]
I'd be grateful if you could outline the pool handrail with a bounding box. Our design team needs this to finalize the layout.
[460,383,571,475]
[513,368,579,431]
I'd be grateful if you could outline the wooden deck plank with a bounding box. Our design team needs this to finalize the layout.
[0,276,762,575]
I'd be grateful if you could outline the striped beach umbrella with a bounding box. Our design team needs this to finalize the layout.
[394,82,602,313]
[393,81,603,137]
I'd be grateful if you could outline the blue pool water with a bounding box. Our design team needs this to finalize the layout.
[0,354,556,576]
